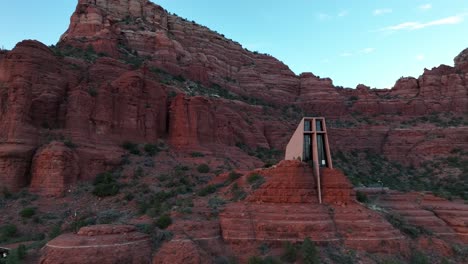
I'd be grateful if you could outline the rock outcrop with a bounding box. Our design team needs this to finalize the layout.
[219,161,406,253]
[0,0,465,199]
[40,225,152,264]
[30,142,80,197]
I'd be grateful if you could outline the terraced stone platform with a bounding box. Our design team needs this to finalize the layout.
[373,191,468,243]
[219,160,406,252]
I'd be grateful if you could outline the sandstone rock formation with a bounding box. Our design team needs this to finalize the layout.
[40,225,152,264]
[220,161,406,253]
[30,141,80,197]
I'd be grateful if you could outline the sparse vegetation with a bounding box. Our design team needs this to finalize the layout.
[122,141,141,155]
[197,184,217,196]
[155,214,172,229]
[197,163,210,173]
[281,241,297,263]
[0,224,18,243]
[333,149,468,200]
[235,143,282,167]
[228,171,243,182]
[247,173,265,189]
[19,207,36,218]
[190,152,205,157]
[301,237,320,264]
[385,212,431,238]
[144,144,159,156]
[92,172,120,197]
[356,191,369,203]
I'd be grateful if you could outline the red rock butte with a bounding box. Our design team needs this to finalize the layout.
[0,0,467,263]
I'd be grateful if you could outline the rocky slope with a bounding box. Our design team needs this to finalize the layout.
[0,0,466,195]
[0,0,467,263]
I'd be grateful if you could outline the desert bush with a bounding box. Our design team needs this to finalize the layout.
[48,225,61,239]
[281,242,297,262]
[228,171,242,181]
[155,215,172,229]
[410,250,429,264]
[190,152,205,157]
[0,224,17,242]
[121,141,141,155]
[92,172,120,197]
[356,191,369,203]
[20,207,36,218]
[301,237,320,264]
[197,164,210,173]
[208,196,226,211]
[247,173,263,184]
[247,256,263,264]
[197,184,217,196]
[144,144,159,156]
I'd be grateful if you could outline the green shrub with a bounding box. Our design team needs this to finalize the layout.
[281,242,297,262]
[3,244,27,263]
[301,237,320,264]
[248,256,264,264]
[197,164,210,173]
[247,173,263,184]
[228,171,242,181]
[20,207,36,218]
[144,144,159,156]
[190,152,205,157]
[0,224,17,242]
[63,139,77,149]
[197,184,217,196]
[156,215,172,229]
[208,196,226,211]
[410,250,429,264]
[16,244,26,260]
[385,212,425,238]
[48,225,61,239]
[134,166,144,178]
[356,191,369,203]
[88,87,98,97]
[92,172,120,197]
[122,141,140,155]
[2,187,12,199]
[70,217,96,233]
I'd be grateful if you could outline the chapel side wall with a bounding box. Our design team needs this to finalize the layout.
[285,118,305,160]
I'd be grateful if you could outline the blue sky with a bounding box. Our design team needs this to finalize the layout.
[1,1,467,88]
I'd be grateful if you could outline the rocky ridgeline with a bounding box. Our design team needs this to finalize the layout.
[0,0,466,194]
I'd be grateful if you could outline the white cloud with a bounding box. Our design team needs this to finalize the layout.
[338,10,349,17]
[419,4,432,10]
[340,52,353,57]
[380,14,465,31]
[360,48,376,54]
[317,13,331,21]
[373,8,393,16]
[416,54,425,61]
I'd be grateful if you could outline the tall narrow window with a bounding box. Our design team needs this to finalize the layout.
[304,120,311,132]
[303,135,311,161]
[317,134,327,167]
[316,120,323,131]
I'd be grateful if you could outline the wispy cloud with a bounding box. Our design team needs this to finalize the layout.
[416,54,425,61]
[419,4,432,10]
[338,10,349,17]
[360,48,376,54]
[340,52,353,57]
[317,11,349,21]
[380,14,466,31]
[373,8,393,16]
[317,13,332,21]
